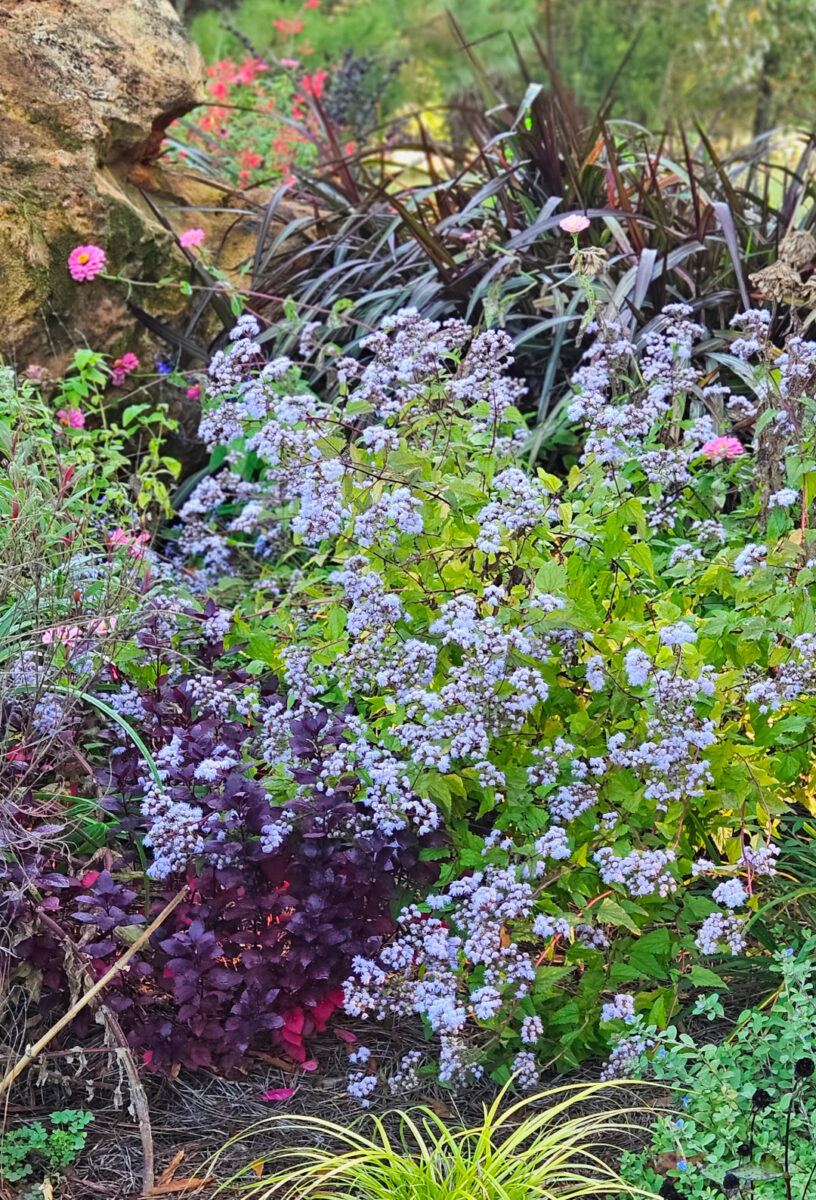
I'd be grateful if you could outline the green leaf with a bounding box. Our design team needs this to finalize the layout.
[628,541,655,578]
[754,407,779,436]
[596,898,641,934]
[688,965,727,988]
[535,562,567,591]
[792,589,815,635]
[326,604,347,638]
[121,403,151,427]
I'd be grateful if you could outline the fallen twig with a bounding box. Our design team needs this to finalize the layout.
[36,911,158,1194]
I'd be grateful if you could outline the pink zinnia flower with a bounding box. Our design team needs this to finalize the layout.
[68,244,107,282]
[56,408,85,428]
[702,436,745,461]
[559,214,591,234]
[179,228,206,248]
[186,383,201,401]
[110,352,140,386]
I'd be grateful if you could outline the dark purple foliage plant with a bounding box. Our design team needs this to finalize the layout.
[8,596,437,1076]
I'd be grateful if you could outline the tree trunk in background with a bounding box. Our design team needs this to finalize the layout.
[753,48,779,140]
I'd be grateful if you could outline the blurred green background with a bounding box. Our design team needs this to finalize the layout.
[181,0,816,143]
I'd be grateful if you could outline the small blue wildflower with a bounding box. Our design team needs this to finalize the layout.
[677,1160,687,1171]
[674,1118,684,1129]
[156,360,174,375]
[658,1047,667,1056]
[785,948,795,957]
[682,1095,691,1107]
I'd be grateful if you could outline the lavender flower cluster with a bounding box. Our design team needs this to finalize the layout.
[167,301,812,1094]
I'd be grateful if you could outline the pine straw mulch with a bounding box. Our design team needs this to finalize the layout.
[2,1014,662,1200]
[1,967,773,1200]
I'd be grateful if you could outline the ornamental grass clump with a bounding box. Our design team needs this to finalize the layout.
[210,1083,656,1200]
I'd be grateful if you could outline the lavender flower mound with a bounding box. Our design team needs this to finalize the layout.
[12,297,809,1096]
[147,301,816,1094]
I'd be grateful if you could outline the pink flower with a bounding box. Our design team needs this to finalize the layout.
[109,528,150,558]
[68,244,107,281]
[56,408,85,428]
[559,214,591,234]
[42,624,82,647]
[186,383,201,401]
[24,364,51,384]
[701,436,745,461]
[179,228,206,248]
[110,352,140,387]
[92,615,119,636]
[301,70,327,99]
[280,57,301,68]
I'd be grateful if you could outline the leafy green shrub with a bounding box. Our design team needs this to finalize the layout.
[188,0,816,139]
[618,941,816,1200]
[0,1109,93,1183]
[163,295,816,1091]
[166,55,320,187]
[0,360,176,877]
[210,1082,650,1200]
[48,348,181,518]
[189,0,541,112]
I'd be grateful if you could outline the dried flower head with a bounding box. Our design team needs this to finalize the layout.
[778,229,816,269]
[24,363,51,384]
[571,245,609,277]
[749,261,803,302]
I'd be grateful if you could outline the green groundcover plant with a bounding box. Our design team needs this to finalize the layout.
[618,940,816,1200]
[0,1110,93,1185]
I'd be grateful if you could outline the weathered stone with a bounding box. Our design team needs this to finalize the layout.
[0,0,207,373]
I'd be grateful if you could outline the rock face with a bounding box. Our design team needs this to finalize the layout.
[0,0,206,371]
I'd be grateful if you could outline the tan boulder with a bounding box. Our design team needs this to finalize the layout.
[0,0,207,373]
